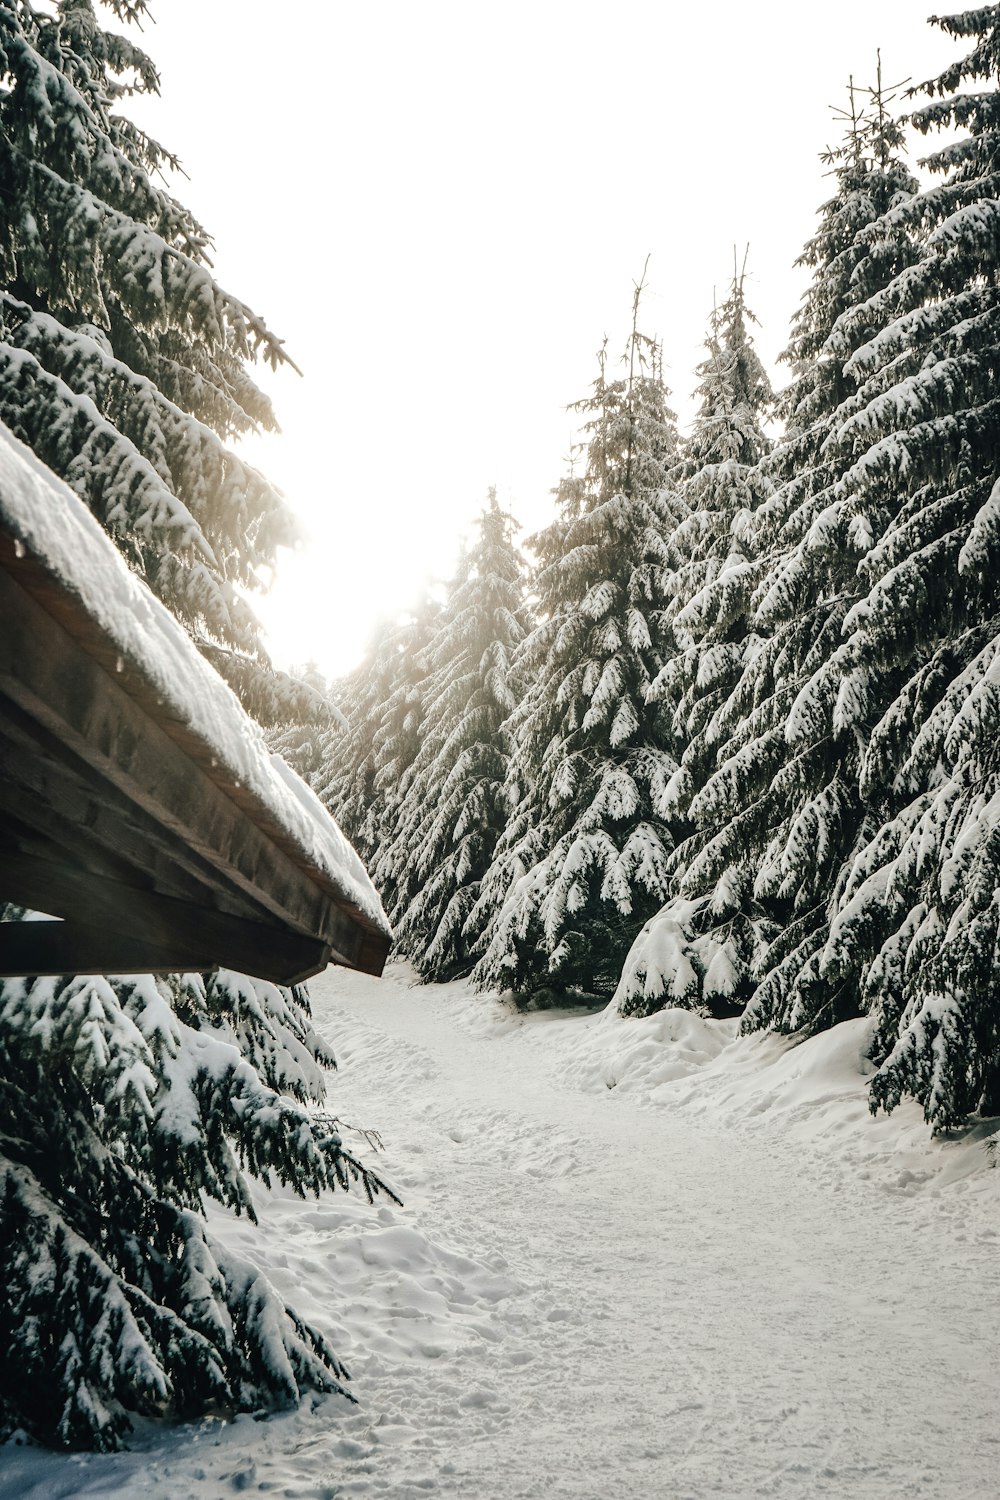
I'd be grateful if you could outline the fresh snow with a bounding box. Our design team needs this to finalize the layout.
[4,962,997,1499]
[0,423,386,931]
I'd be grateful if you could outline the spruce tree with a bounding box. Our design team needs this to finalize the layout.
[725,72,921,1037]
[267,664,347,791]
[377,491,530,980]
[616,78,921,1025]
[311,621,409,868]
[810,8,1000,1126]
[471,278,680,998]
[309,594,440,896]
[616,262,774,1015]
[366,598,440,910]
[0,3,392,1449]
[0,961,393,1451]
[0,0,321,721]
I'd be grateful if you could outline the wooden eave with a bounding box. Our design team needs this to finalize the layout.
[0,526,390,985]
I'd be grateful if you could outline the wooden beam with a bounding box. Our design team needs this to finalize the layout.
[0,695,267,917]
[2,533,389,958]
[0,564,388,975]
[0,921,221,979]
[0,849,333,986]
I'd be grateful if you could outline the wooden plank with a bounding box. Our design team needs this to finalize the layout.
[0,564,388,975]
[0,532,389,955]
[0,920,221,979]
[0,695,266,917]
[0,849,333,986]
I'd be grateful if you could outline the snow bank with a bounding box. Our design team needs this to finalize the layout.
[561,1003,737,1096]
[0,422,387,932]
[390,968,998,1201]
[560,1001,999,1199]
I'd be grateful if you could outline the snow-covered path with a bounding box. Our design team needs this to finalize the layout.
[298,970,999,1500]
[5,964,998,1499]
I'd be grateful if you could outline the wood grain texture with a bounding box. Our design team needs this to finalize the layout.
[0,528,390,981]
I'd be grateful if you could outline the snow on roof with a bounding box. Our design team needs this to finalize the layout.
[0,421,389,936]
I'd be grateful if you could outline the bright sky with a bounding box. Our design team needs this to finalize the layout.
[118,1,956,680]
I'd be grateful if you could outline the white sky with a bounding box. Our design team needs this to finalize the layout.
[117,1,956,679]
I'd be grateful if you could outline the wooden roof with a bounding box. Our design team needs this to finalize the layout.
[0,460,390,987]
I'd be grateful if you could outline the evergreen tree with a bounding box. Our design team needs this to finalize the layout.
[0,0,321,721]
[0,3,392,1449]
[377,491,530,980]
[620,22,1000,1131]
[779,67,918,442]
[366,597,440,916]
[616,76,921,1025]
[471,277,680,998]
[616,262,775,1015]
[809,7,1000,1126]
[311,594,440,887]
[0,960,394,1451]
[311,622,407,867]
[725,71,921,1037]
[267,664,347,802]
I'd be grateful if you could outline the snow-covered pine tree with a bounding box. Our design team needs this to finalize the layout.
[0,0,321,721]
[470,278,680,999]
[287,591,439,903]
[616,78,921,1027]
[808,8,1000,1126]
[777,67,920,452]
[0,959,395,1451]
[267,664,348,790]
[366,597,441,916]
[663,262,774,749]
[375,491,530,980]
[0,3,392,1450]
[724,70,922,1037]
[616,261,774,1016]
[306,622,406,868]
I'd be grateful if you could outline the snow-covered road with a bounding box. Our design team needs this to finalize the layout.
[5,964,998,1499]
